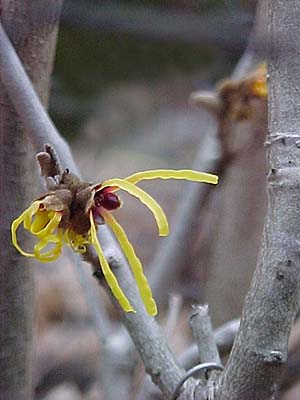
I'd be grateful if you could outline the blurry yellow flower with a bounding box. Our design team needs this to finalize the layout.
[11,169,218,316]
[249,62,267,98]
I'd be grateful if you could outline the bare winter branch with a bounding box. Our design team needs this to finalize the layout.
[179,319,240,370]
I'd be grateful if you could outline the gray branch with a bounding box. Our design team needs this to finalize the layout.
[189,306,223,399]
[189,305,221,365]
[179,319,240,370]
[217,1,300,399]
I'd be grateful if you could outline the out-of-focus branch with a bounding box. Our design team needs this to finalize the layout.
[165,294,184,339]
[232,0,267,79]
[62,1,252,52]
[149,128,220,304]
[158,0,267,318]
[217,1,300,399]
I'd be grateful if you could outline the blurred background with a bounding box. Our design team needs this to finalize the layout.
[33,1,287,400]
[51,0,254,140]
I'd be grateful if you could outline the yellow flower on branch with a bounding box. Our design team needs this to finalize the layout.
[11,169,218,316]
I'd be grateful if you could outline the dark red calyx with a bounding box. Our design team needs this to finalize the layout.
[94,191,121,210]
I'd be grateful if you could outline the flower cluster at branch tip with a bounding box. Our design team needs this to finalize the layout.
[11,169,218,316]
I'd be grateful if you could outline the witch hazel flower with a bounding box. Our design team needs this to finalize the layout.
[11,147,218,316]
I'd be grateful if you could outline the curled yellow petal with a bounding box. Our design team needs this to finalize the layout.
[23,201,41,230]
[11,202,42,258]
[30,211,50,234]
[89,212,135,313]
[102,209,157,316]
[125,169,219,185]
[34,232,63,263]
[11,201,63,261]
[32,211,62,239]
[100,178,169,237]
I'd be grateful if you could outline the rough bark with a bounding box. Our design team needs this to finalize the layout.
[0,2,62,399]
[218,1,300,399]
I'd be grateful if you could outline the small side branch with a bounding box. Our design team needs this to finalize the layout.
[189,305,221,365]
[179,319,240,370]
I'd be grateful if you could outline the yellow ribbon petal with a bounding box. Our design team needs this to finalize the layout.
[23,201,41,230]
[30,211,51,234]
[102,210,157,316]
[11,202,63,261]
[100,178,169,237]
[34,233,63,263]
[89,212,135,313]
[11,202,42,258]
[32,211,62,239]
[125,169,219,185]
[11,214,35,257]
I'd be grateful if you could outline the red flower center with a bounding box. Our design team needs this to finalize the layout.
[94,191,121,211]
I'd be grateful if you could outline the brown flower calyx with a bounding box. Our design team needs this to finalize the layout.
[36,144,95,235]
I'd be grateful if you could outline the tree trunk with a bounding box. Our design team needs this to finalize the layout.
[218,0,300,398]
[0,2,62,399]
